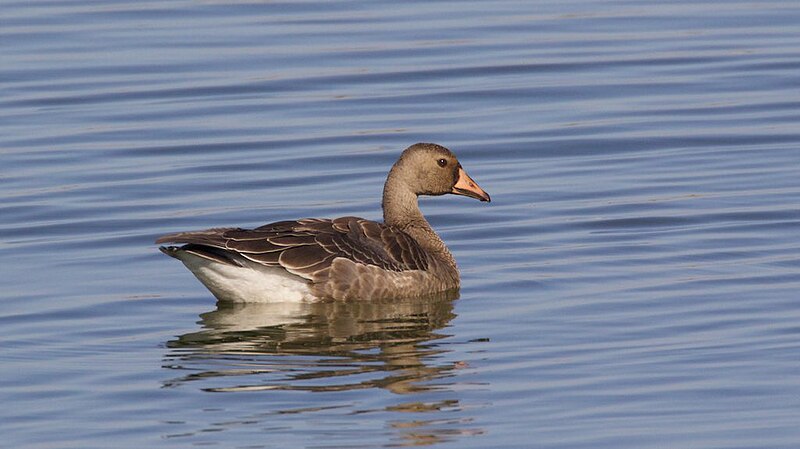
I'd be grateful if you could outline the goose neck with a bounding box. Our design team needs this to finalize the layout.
[382,176,457,271]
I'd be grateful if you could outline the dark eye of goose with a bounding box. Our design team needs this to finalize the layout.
[437,158,447,167]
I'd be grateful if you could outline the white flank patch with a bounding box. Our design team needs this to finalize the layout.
[176,252,316,303]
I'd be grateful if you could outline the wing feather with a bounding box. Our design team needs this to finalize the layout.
[156,217,429,284]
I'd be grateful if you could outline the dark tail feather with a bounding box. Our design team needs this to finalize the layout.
[158,245,182,259]
[158,244,244,267]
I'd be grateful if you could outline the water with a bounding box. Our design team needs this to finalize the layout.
[2,1,800,448]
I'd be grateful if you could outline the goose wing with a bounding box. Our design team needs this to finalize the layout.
[156,217,429,283]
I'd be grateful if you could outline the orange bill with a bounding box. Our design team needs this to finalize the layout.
[451,166,491,202]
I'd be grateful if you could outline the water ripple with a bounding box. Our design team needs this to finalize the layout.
[2,0,800,448]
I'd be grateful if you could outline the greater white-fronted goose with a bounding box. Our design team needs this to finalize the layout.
[156,143,490,302]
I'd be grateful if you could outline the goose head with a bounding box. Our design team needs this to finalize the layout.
[390,143,491,202]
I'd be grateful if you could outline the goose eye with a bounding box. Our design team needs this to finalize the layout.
[437,158,447,167]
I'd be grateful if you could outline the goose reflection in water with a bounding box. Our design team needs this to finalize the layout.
[162,291,485,445]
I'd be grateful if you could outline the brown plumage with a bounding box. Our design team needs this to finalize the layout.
[156,143,490,302]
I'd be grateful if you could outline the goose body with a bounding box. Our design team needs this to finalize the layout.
[157,143,490,302]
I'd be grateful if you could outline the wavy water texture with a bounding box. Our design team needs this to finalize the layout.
[2,1,800,448]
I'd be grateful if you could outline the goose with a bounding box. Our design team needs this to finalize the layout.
[156,143,490,302]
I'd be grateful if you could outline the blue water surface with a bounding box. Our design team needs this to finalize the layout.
[2,1,800,448]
